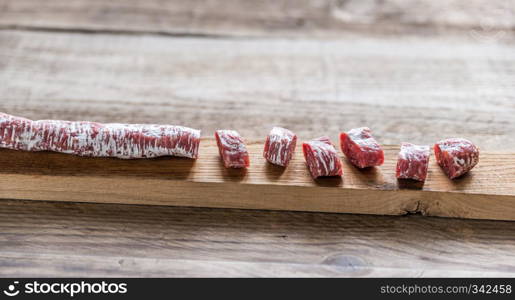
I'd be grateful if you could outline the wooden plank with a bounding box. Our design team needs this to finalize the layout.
[2,253,513,278]
[1,200,515,277]
[1,30,515,151]
[1,139,514,221]
[0,0,513,37]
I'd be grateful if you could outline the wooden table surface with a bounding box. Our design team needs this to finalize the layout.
[1,0,515,277]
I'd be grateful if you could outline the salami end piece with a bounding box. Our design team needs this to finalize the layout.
[263,127,297,167]
[434,138,479,179]
[215,130,250,168]
[340,127,384,168]
[396,143,430,182]
[302,137,343,179]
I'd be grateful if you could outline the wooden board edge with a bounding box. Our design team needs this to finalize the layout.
[2,174,515,221]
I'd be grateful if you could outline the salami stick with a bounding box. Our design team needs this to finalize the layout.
[0,112,201,159]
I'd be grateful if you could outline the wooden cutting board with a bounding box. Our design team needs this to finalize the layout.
[0,138,514,221]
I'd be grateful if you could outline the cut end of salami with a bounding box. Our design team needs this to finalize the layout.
[0,112,201,159]
[302,136,343,179]
[396,143,430,182]
[215,129,250,168]
[434,138,479,179]
[263,127,297,167]
[340,127,384,169]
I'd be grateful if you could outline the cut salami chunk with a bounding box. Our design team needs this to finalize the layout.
[0,112,201,159]
[434,138,479,179]
[263,127,297,167]
[215,129,250,168]
[302,137,343,178]
[396,143,430,182]
[340,127,384,168]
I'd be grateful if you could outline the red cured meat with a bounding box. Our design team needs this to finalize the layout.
[396,143,430,182]
[302,137,343,178]
[340,127,384,168]
[215,130,250,168]
[0,112,201,159]
[263,127,297,167]
[434,138,479,179]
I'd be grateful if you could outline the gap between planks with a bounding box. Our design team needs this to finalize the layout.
[0,139,514,221]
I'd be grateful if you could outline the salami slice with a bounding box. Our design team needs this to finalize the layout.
[340,127,384,168]
[302,137,343,178]
[434,138,479,179]
[263,127,297,167]
[396,143,430,182]
[0,112,201,159]
[215,129,250,168]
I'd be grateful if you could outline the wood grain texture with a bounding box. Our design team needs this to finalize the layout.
[0,0,514,37]
[1,139,514,221]
[1,0,515,278]
[1,30,514,151]
[1,200,515,277]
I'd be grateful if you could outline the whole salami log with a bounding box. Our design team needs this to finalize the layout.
[0,112,201,159]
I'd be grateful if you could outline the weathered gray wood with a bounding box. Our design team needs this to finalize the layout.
[0,0,514,37]
[1,200,515,277]
[1,30,514,151]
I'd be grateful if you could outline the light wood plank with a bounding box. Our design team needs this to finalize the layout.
[1,139,514,221]
[1,200,515,277]
[0,0,513,37]
[2,253,513,278]
[1,30,514,151]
